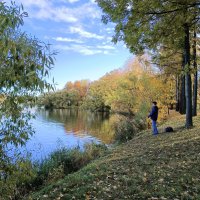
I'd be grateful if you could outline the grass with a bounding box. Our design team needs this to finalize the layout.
[26,112,200,200]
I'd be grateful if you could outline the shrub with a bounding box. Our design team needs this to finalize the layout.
[84,143,108,159]
[30,143,108,190]
[111,114,146,143]
[0,157,37,200]
[0,143,108,200]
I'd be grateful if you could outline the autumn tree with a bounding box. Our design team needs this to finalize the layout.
[81,70,122,112]
[152,45,184,113]
[64,80,90,104]
[97,0,200,128]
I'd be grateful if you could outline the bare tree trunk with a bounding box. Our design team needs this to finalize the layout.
[179,57,186,114]
[192,29,198,116]
[184,24,193,128]
[176,75,180,111]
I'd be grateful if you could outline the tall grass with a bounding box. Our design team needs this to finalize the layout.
[31,143,108,187]
[111,114,147,143]
[0,143,108,200]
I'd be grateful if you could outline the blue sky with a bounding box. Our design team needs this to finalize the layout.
[14,0,132,89]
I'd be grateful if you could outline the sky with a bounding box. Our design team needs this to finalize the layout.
[12,0,132,89]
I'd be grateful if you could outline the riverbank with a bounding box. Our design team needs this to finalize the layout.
[27,112,200,199]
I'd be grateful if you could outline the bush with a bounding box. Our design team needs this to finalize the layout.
[29,143,108,190]
[111,115,146,143]
[0,143,108,200]
[0,157,37,200]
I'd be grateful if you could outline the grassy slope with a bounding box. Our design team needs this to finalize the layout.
[28,113,200,200]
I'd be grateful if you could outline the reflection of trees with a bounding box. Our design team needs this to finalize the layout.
[37,109,114,144]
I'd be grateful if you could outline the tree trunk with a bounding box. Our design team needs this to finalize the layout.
[176,75,180,111]
[184,24,193,128]
[179,57,186,114]
[192,29,198,116]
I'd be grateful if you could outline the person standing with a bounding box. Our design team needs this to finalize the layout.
[148,101,159,135]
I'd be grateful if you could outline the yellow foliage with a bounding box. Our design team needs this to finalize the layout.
[0,94,6,104]
[104,56,175,120]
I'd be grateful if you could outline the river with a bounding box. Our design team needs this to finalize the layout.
[23,109,114,161]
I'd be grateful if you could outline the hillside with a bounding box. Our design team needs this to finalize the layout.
[27,113,200,200]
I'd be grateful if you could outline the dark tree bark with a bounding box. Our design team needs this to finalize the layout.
[176,75,180,111]
[179,56,186,114]
[184,24,193,128]
[192,29,198,116]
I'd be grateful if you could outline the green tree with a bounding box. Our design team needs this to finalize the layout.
[0,2,55,198]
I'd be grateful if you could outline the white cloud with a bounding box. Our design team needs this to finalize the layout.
[68,0,79,3]
[18,0,78,7]
[69,26,104,40]
[53,37,84,43]
[50,7,78,22]
[25,4,78,23]
[55,44,103,55]
[16,0,116,56]
[79,48,102,56]
[97,45,115,50]
[103,50,110,55]
[18,0,101,23]
[55,43,116,56]
[18,0,48,8]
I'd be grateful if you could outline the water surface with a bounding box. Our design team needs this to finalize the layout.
[24,109,114,160]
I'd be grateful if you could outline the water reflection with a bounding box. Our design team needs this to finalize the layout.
[37,109,114,144]
[25,109,114,161]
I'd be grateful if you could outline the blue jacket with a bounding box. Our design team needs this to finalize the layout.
[148,105,158,121]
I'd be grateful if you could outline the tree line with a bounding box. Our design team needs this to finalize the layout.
[40,55,177,121]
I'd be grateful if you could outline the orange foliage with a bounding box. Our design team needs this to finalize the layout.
[64,80,90,98]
